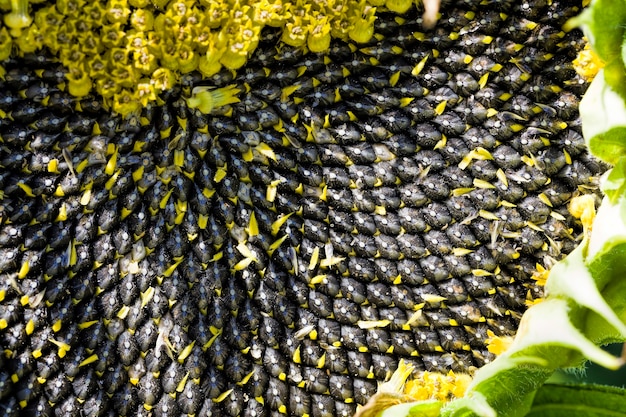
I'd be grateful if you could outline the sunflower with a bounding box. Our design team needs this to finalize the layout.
[0,1,605,416]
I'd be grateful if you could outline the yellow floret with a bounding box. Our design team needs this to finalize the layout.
[185,84,241,114]
[386,0,414,14]
[106,0,131,24]
[87,55,108,79]
[4,0,32,37]
[569,194,596,237]
[96,75,120,98]
[220,21,259,70]
[282,18,308,47]
[66,66,92,97]
[0,27,12,61]
[133,47,158,74]
[307,16,332,52]
[573,41,604,81]
[130,8,154,31]
[198,36,226,77]
[485,329,514,355]
[404,371,472,401]
[112,88,142,115]
[178,44,199,74]
[349,3,376,44]
[160,41,180,71]
[136,81,156,106]
[151,67,176,93]
[14,20,42,53]
[254,0,289,26]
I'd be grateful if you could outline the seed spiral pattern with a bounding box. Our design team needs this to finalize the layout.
[0,1,605,416]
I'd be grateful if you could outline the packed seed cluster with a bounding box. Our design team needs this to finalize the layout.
[0,1,605,416]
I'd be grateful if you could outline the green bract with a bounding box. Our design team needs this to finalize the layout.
[528,384,626,416]
[580,69,626,165]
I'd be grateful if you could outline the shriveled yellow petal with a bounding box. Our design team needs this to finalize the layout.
[485,330,514,355]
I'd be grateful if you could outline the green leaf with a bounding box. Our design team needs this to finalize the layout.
[585,275,626,346]
[580,70,626,165]
[622,32,626,68]
[587,197,626,263]
[602,59,626,103]
[527,384,626,416]
[571,0,626,64]
[602,160,626,204]
[545,244,626,341]
[585,239,626,344]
